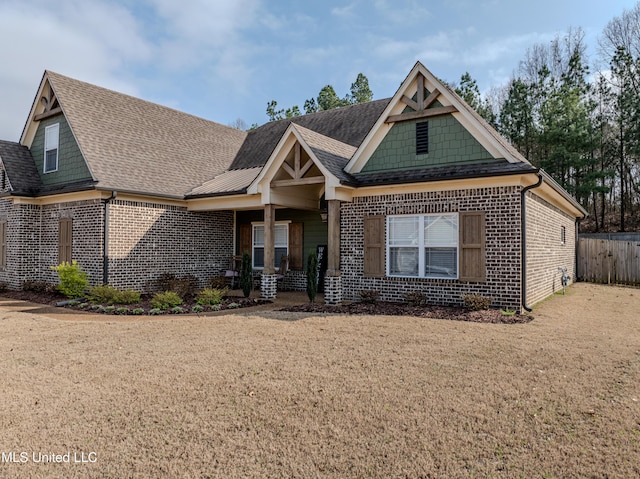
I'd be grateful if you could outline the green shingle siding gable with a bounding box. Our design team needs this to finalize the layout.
[362,114,500,173]
[30,114,92,186]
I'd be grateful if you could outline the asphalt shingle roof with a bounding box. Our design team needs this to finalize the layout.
[46,71,247,198]
[0,140,42,195]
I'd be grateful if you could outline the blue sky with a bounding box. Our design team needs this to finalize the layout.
[0,0,637,140]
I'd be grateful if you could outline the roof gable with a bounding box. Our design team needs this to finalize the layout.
[346,62,530,173]
[0,140,42,195]
[22,71,248,198]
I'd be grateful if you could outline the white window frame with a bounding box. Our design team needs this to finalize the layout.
[386,213,459,279]
[252,221,289,270]
[44,123,60,173]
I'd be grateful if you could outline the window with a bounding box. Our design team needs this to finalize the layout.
[252,223,288,269]
[416,121,429,155]
[561,226,566,245]
[44,123,60,173]
[387,213,458,278]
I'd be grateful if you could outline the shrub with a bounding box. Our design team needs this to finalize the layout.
[196,287,228,305]
[87,285,141,304]
[403,291,427,306]
[463,293,491,311]
[149,308,162,315]
[132,308,145,315]
[359,290,380,304]
[227,302,239,309]
[22,280,56,294]
[50,260,88,299]
[210,304,222,311]
[104,306,116,313]
[192,304,205,313]
[306,251,318,303]
[115,307,130,315]
[208,276,227,289]
[239,252,253,298]
[151,291,183,310]
[156,273,199,299]
[170,306,184,314]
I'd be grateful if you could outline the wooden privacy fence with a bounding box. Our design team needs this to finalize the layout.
[577,238,640,285]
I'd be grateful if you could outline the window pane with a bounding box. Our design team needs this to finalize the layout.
[45,149,57,172]
[389,247,419,276]
[253,247,264,268]
[275,224,288,246]
[253,226,264,246]
[425,247,457,278]
[389,216,419,246]
[425,215,457,246]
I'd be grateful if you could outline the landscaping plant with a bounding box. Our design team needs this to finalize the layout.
[306,251,318,303]
[239,252,253,298]
[50,260,88,298]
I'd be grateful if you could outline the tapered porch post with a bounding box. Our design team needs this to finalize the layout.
[261,203,277,298]
[325,199,342,305]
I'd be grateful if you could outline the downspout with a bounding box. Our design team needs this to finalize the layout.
[521,173,543,312]
[103,191,116,285]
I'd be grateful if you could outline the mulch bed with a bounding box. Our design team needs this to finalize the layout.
[281,301,533,324]
[0,290,270,315]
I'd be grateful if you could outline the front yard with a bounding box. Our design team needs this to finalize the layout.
[0,282,639,478]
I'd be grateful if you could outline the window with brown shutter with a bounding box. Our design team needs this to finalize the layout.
[364,215,385,277]
[0,221,6,269]
[459,211,486,282]
[58,218,73,264]
[288,222,303,270]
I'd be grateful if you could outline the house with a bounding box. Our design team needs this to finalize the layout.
[0,62,587,311]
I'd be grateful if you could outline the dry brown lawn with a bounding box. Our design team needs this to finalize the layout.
[0,282,639,478]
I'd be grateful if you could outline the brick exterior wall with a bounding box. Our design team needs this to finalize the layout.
[525,191,577,306]
[340,187,523,310]
[107,200,233,292]
[0,199,104,288]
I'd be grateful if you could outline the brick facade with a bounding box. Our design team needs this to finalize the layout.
[525,191,577,306]
[107,200,233,292]
[340,187,523,310]
[0,198,233,293]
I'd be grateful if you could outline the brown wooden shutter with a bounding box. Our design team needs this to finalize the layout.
[0,221,6,269]
[239,224,252,256]
[289,222,303,270]
[459,211,486,282]
[58,218,73,264]
[364,215,385,277]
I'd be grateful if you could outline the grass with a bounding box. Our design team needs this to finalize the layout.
[0,282,638,478]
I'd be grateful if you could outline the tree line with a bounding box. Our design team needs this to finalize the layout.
[255,3,639,232]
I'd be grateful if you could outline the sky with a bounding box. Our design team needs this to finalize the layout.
[0,0,637,140]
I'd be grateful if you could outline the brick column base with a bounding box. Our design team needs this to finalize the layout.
[261,274,277,299]
[324,274,342,305]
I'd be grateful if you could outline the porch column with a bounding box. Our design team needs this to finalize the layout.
[325,199,342,305]
[261,203,277,298]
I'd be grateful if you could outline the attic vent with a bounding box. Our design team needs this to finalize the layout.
[416,121,429,155]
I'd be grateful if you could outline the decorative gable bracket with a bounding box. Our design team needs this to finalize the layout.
[34,82,62,122]
[385,73,457,124]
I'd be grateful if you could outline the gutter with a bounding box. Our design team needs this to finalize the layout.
[521,173,543,312]
[103,191,117,284]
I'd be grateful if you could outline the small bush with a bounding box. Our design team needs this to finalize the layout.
[239,252,253,298]
[78,303,89,309]
[151,291,183,310]
[51,260,89,298]
[403,291,427,306]
[463,293,491,311]
[196,287,228,305]
[210,304,222,311]
[208,276,227,289]
[170,306,184,314]
[22,280,56,294]
[115,307,130,315]
[149,308,162,315]
[359,290,380,304]
[227,302,240,309]
[192,305,205,313]
[132,308,145,315]
[156,273,199,299]
[87,285,141,304]
[104,306,116,313]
